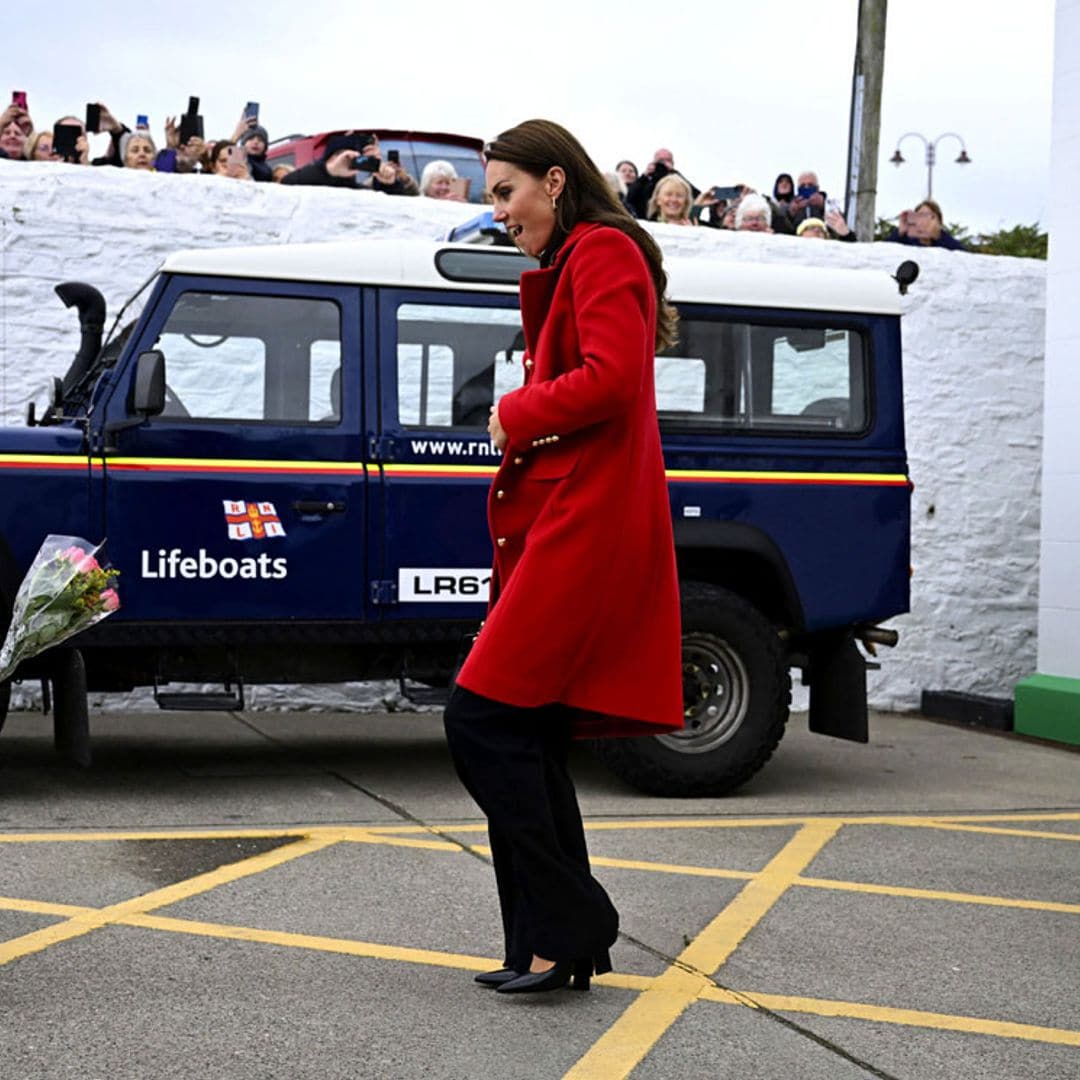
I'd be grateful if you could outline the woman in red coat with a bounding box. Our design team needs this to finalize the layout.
[444,119,683,996]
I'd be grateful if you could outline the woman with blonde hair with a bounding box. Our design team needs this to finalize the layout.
[420,159,466,200]
[24,131,59,161]
[647,173,695,225]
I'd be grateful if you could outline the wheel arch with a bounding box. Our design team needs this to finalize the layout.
[674,521,804,631]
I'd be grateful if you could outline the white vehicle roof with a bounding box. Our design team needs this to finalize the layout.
[161,238,903,316]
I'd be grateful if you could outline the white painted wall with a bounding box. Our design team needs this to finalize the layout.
[1036,0,1080,679]
[0,161,1047,713]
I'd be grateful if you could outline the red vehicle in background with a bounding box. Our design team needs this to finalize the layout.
[267,129,487,203]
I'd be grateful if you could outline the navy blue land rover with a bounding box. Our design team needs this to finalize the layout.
[0,240,914,794]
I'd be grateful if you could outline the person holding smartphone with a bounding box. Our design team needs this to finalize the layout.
[0,96,34,159]
[282,133,418,195]
[232,109,273,182]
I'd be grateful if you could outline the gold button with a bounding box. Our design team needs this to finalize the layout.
[550,434,559,442]
[496,489,505,499]
[524,358,534,369]
[531,439,540,447]
[496,537,507,547]
[514,456,524,465]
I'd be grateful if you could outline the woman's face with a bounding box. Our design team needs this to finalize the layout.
[616,161,637,186]
[427,173,453,198]
[776,176,793,197]
[245,136,266,157]
[125,136,154,170]
[658,180,688,221]
[0,121,27,158]
[216,145,250,178]
[912,205,942,240]
[33,134,57,161]
[486,160,562,258]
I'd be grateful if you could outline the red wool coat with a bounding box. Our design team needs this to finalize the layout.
[455,222,683,738]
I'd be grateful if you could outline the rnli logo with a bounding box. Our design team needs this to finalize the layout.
[224,500,286,541]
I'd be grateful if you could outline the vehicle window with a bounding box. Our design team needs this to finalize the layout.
[396,303,523,429]
[657,316,867,433]
[152,293,342,425]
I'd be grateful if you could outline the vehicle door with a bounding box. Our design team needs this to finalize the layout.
[373,289,523,618]
[98,275,367,622]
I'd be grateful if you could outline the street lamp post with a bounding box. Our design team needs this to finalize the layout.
[889,132,972,200]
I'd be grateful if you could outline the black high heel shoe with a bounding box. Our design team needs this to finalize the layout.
[496,950,612,995]
[474,967,522,988]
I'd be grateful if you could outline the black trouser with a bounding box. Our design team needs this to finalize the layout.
[443,685,619,971]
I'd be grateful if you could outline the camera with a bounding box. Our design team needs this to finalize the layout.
[387,149,400,165]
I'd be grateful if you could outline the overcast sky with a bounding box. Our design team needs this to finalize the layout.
[9,0,1054,234]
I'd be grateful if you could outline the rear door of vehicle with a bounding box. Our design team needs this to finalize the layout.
[372,288,523,619]
[99,275,367,623]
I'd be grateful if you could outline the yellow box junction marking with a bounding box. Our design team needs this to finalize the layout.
[564,821,841,1080]
[0,811,1076,1070]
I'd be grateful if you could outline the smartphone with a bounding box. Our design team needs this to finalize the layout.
[11,90,27,109]
[136,114,149,130]
[52,122,81,161]
[710,185,742,202]
[85,103,102,134]
[387,149,400,165]
[186,96,200,116]
[244,101,259,122]
[825,197,842,216]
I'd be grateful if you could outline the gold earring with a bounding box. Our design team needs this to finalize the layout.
[551,197,557,211]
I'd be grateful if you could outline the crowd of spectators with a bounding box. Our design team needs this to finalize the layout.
[0,94,966,248]
[607,147,966,248]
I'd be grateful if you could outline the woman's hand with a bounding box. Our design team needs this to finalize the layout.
[488,404,508,451]
[164,116,180,149]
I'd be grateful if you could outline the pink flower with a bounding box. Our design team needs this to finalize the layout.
[60,545,87,563]
[99,588,120,612]
[75,554,100,574]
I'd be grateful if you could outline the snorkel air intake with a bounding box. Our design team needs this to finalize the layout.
[55,282,106,397]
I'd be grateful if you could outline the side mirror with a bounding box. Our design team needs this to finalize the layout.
[132,350,166,416]
[49,376,64,410]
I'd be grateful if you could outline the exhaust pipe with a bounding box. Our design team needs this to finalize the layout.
[857,624,900,656]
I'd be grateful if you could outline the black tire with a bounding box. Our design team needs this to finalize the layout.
[593,581,791,797]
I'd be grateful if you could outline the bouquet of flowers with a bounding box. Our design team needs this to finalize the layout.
[0,536,120,683]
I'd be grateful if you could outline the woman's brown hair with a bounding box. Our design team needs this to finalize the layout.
[484,119,678,351]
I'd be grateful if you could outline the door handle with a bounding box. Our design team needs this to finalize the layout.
[292,500,346,515]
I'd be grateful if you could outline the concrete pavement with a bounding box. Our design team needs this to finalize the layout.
[0,707,1077,1079]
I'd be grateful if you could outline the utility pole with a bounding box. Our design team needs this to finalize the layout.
[844,0,888,241]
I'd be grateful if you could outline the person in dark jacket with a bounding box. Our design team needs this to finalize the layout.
[281,133,418,194]
[886,200,965,250]
[238,124,273,182]
[625,147,698,219]
[770,172,796,234]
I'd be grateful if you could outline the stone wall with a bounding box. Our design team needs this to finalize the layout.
[0,162,1047,712]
